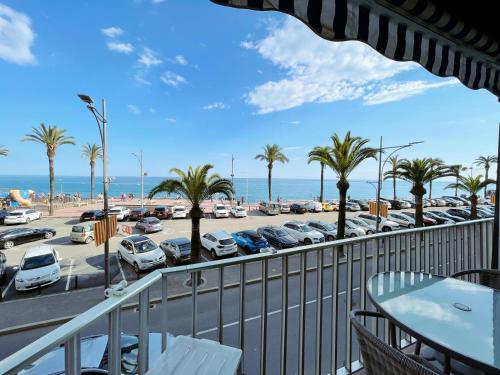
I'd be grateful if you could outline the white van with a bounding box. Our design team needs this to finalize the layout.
[172,206,188,219]
[70,222,95,244]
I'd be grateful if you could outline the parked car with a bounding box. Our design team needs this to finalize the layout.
[432,198,447,207]
[427,210,465,223]
[357,213,399,231]
[424,211,455,224]
[79,209,105,222]
[378,199,393,209]
[422,199,431,208]
[282,221,325,245]
[446,208,471,220]
[259,201,280,215]
[477,197,491,205]
[152,205,171,219]
[333,221,366,237]
[402,211,438,226]
[279,203,290,213]
[171,205,188,219]
[201,231,238,258]
[290,203,307,214]
[306,220,337,241]
[0,209,9,225]
[346,201,361,211]
[0,227,56,249]
[135,217,163,233]
[321,202,334,212]
[403,199,416,208]
[109,206,130,221]
[128,207,150,221]
[231,230,270,254]
[15,245,61,291]
[5,209,43,225]
[346,218,376,235]
[213,204,230,218]
[160,237,191,265]
[257,225,299,249]
[329,200,340,211]
[441,196,463,207]
[349,199,369,211]
[304,201,322,213]
[0,251,6,282]
[386,199,411,210]
[463,206,494,218]
[230,206,247,218]
[455,196,471,206]
[70,222,95,244]
[117,235,166,273]
[387,213,415,228]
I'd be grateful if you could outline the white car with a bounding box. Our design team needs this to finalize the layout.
[109,206,130,221]
[171,205,188,219]
[117,235,166,273]
[306,220,337,241]
[5,209,42,225]
[388,213,415,228]
[334,222,366,237]
[201,231,238,258]
[357,213,399,232]
[346,218,376,235]
[304,201,323,212]
[282,221,325,245]
[213,204,229,218]
[231,206,247,218]
[15,245,61,292]
[279,203,290,213]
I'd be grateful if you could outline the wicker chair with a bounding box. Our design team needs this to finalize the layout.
[350,310,442,375]
[451,269,500,290]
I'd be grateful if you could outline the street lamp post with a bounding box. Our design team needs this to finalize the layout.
[77,94,111,291]
[374,137,424,233]
[132,151,144,208]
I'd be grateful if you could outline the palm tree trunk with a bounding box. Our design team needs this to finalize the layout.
[48,153,55,216]
[429,179,433,199]
[267,165,272,201]
[190,205,203,283]
[484,167,489,198]
[455,174,459,197]
[337,181,348,257]
[470,194,478,220]
[90,161,95,201]
[319,164,324,202]
[414,194,424,228]
[392,176,396,200]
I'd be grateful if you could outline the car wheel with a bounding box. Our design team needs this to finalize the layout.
[327,235,335,241]
[4,241,14,249]
[211,249,217,259]
[44,231,54,239]
[117,251,122,260]
[26,218,30,224]
[85,236,93,244]
[408,224,415,229]
[350,233,357,238]
[382,226,391,232]
[134,262,140,273]
[304,238,312,245]
[366,230,374,235]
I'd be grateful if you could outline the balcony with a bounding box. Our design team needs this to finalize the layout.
[0,219,494,375]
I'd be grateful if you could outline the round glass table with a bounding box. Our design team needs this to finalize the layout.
[367,271,500,374]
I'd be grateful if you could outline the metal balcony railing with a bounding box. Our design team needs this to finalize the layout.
[0,219,494,375]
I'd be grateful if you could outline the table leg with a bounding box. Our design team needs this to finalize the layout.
[389,322,397,348]
[444,355,451,375]
[414,340,421,355]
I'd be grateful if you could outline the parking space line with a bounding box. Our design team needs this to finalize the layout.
[200,253,211,262]
[1,271,16,299]
[65,258,74,291]
[116,254,126,282]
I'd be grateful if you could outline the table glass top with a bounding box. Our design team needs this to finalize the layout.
[368,271,500,370]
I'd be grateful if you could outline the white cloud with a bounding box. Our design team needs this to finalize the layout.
[138,48,162,67]
[160,71,186,87]
[127,104,141,114]
[363,79,458,105]
[174,54,187,65]
[283,146,303,151]
[242,17,425,114]
[101,26,123,38]
[152,0,166,3]
[202,102,227,110]
[165,117,177,123]
[288,120,301,125]
[0,4,36,65]
[134,70,151,86]
[107,42,134,54]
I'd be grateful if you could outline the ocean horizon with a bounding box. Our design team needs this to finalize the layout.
[0,175,471,203]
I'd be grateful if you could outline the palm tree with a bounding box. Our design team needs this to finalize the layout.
[0,145,8,157]
[475,155,498,198]
[450,164,467,197]
[255,144,289,201]
[384,155,402,200]
[427,158,444,199]
[446,175,494,219]
[307,146,330,202]
[148,165,234,267]
[81,143,102,201]
[22,124,75,215]
[388,158,452,227]
[321,132,377,241]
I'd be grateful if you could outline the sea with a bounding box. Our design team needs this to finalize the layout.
[0,175,463,203]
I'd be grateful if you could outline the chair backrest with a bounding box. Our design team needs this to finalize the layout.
[452,269,500,290]
[350,310,441,375]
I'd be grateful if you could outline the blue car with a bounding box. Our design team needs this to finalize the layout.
[231,230,270,254]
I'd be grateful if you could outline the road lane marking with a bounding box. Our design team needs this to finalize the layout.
[65,258,75,291]
[1,271,17,298]
[116,254,126,282]
[195,286,361,336]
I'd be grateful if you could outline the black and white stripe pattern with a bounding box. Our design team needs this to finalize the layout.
[213,0,500,98]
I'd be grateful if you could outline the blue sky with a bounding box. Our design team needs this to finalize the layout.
[0,0,499,181]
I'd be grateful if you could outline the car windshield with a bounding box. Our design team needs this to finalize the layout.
[22,254,55,270]
[8,212,23,216]
[72,226,85,233]
[131,209,143,214]
[174,207,185,212]
[100,334,140,374]
[133,240,157,253]
[275,229,288,237]
[155,207,165,212]
[110,208,121,212]
[237,207,245,211]
[299,225,314,232]
[215,205,225,210]
[146,218,160,224]
[219,238,234,245]
[178,243,191,254]
[248,233,264,241]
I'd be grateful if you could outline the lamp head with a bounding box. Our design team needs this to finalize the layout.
[78,94,94,105]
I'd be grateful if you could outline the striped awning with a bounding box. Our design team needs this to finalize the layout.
[212,0,500,99]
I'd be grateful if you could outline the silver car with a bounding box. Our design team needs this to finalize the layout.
[306,220,337,241]
[135,217,163,233]
[346,218,376,235]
